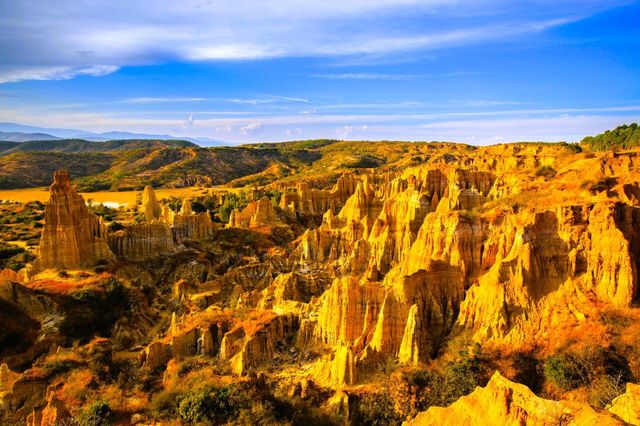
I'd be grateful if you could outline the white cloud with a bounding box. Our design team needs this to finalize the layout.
[286,127,303,137]
[336,125,369,139]
[0,65,118,84]
[241,121,263,135]
[1,0,625,83]
[225,97,309,105]
[123,97,207,104]
[182,113,195,130]
[313,73,421,80]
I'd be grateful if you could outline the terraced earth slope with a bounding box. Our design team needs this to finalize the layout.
[1,128,640,425]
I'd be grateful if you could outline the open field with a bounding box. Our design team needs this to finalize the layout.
[0,186,214,206]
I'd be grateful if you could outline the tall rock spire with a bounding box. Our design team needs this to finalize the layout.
[33,170,115,272]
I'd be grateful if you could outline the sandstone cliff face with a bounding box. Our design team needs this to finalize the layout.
[0,268,23,283]
[0,363,19,393]
[456,203,640,343]
[163,198,216,242]
[110,187,216,261]
[33,170,115,272]
[31,393,72,426]
[405,372,623,426]
[229,196,282,229]
[585,202,640,306]
[140,185,161,222]
[258,270,331,310]
[143,311,298,376]
[609,383,640,425]
[284,152,640,382]
[279,173,360,215]
[0,372,48,424]
[314,341,357,388]
[226,314,299,375]
[109,223,178,261]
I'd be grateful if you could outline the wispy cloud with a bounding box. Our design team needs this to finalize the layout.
[241,121,263,135]
[313,73,421,80]
[449,99,531,107]
[3,104,639,143]
[0,0,626,83]
[225,96,309,105]
[0,65,118,84]
[122,97,208,104]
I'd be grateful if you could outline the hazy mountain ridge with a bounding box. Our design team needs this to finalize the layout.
[0,122,229,146]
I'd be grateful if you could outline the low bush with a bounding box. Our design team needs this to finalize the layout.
[59,277,134,343]
[352,392,403,426]
[79,401,112,426]
[535,166,557,179]
[543,354,589,391]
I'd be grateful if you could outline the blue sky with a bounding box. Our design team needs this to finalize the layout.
[0,0,639,144]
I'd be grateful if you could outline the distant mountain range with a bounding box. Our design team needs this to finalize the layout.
[0,122,229,146]
[0,131,62,142]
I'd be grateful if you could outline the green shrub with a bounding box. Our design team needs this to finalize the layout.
[543,354,590,391]
[150,390,184,420]
[581,123,640,151]
[79,401,112,426]
[190,200,207,213]
[42,359,79,377]
[404,345,488,414]
[352,392,402,426]
[344,155,384,169]
[589,373,626,408]
[59,277,133,343]
[0,243,24,259]
[218,192,250,223]
[535,166,557,179]
[178,386,236,424]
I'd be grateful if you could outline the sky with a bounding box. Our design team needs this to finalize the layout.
[0,0,639,145]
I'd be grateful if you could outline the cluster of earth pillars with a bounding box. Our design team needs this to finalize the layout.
[1,143,640,425]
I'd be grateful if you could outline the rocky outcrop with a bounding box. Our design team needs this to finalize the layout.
[279,174,360,215]
[398,304,421,365]
[169,199,216,242]
[440,170,496,212]
[405,372,623,426]
[140,185,161,222]
[0,280,57,321]
[585,203,639,306]
[258,270,331,310]
[314,341,357,388]
[0,268,23,283]
[0,372,48,425]
[33,170,115,272]
[143,312,297,375]
[229,197,282,229]
[113,189,216,261]
[225,314,299,375]
[609,382,640,425]
[456,203,640,343]
[109,223,177,261]
[36,393,72,426]
[315,277,385,351]
[0,363,19,393]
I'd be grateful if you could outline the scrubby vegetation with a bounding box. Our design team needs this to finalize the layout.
[59,277,135,344]
[535,165,557,179]
[542,347,632,405]
[401,344,490,416]
[150,380,341,425]
[0,201,44,265]
[581,123,640,151]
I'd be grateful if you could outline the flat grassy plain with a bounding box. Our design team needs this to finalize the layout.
[0,187,212,205]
